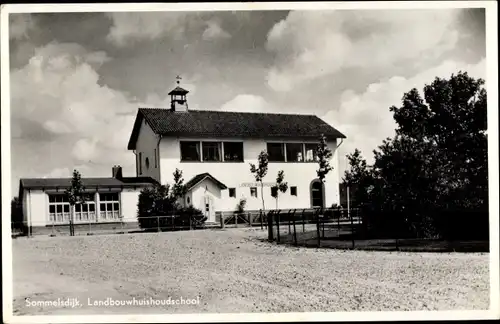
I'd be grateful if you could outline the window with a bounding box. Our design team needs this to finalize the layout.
[154,149,157,168]
[229,188,236,198]
[99,193,120,221]
[48,194,70,224]
[138,152,143,174]
[304,144,318,162]
[270,186,278,197]
[286,143,304,162]
[202,142,222,162]
[223,142,244,162]
[267,143,285,162]
[311,181,323,208]
[145,157,150,169]
[75,193,96,222]
[250,187,258,198]
[290,186,297,196]
[180,141,201,161]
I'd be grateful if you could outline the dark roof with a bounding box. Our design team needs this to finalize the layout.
[168,86,189,95]
[185,173,227,191]
[127,108,346,150]
[19,177,158,197]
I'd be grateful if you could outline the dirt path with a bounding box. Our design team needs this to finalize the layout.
[12,228,489,314]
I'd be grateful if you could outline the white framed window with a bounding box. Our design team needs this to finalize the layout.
[74,193,96,222]
[99,193,121,221]
[48,194,71,224]
[250,187,258,198]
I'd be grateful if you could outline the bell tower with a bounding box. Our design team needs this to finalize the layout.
[169,75,189,112]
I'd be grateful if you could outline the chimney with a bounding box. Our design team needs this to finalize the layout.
[112,165,123,179]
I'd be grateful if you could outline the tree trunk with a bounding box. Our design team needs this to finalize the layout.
[260,182,265,212]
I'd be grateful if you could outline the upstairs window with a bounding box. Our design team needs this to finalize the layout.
[286,143,304,162]
[229,188,236,198]
[304,144,318,162]
[180,141,201,161]
[223,142,244,162]
[202,142,222,162]
[267,143,285,162]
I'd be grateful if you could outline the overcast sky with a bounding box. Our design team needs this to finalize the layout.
[9,8,486,195]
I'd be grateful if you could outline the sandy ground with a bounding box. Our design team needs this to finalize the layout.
[12,228,489,315]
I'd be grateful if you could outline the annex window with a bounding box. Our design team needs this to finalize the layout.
[228,188,236,198]
[138,152,143,174]
[202,142,222,162]
[180,141,201,161]
[99,193,120,221]
[267,143,285,162]
[223,142,244,162]
[290,186,297,196]
[286,143,304,162]
[48,194,70,224]
[304,144,318,162]
[250,187,258,198]
[75,193,96,222]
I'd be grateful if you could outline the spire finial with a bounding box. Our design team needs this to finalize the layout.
[176,75,182,85]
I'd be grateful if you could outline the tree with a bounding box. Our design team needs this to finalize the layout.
[65,169,89,236]
[171,168,187,204]
[271,170,288,209]
[249,150,269,212]
[345,71,488,239]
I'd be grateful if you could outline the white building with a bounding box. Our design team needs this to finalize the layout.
[18,167,157,233]
[127,84,346,223]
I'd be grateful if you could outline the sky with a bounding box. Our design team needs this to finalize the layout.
[8,7,486,196]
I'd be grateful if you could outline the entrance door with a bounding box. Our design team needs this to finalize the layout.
[311,180,324,208]
[203,195,215,222]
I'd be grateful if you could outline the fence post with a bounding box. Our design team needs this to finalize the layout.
[89,218,92,236]
[288,213,291,234]
[267,211,274,242]
[235,212,238,228]
[316,208,321,247]
[220,213,225,229]
[260,209,263,230]
[157,215,160,232]
[292,209,297,246]
[248,212,252,227]
[338,207,341,236]
[350,208,355,249]
[302,209,306,233]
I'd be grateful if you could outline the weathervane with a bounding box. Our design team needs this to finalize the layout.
[176,75,182,85]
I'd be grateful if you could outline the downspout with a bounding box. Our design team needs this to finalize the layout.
[133,149,138,177]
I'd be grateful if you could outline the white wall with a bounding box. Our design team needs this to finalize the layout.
[159,137,341,212]
[135,118,161,182]
[22,189,48,227]
[120,189,140,223]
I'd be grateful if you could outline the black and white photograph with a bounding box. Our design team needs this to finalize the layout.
[1,1,498,322]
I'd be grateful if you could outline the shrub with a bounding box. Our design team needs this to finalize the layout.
[137,184,205,231]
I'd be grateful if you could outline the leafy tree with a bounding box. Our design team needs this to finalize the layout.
[345,71,488,239]
[171,168,187,202]
[271,170,288,209]
[250,150,269,212]
[316,134,333,185]
[11,196,23,231]
[65,169,89,236]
